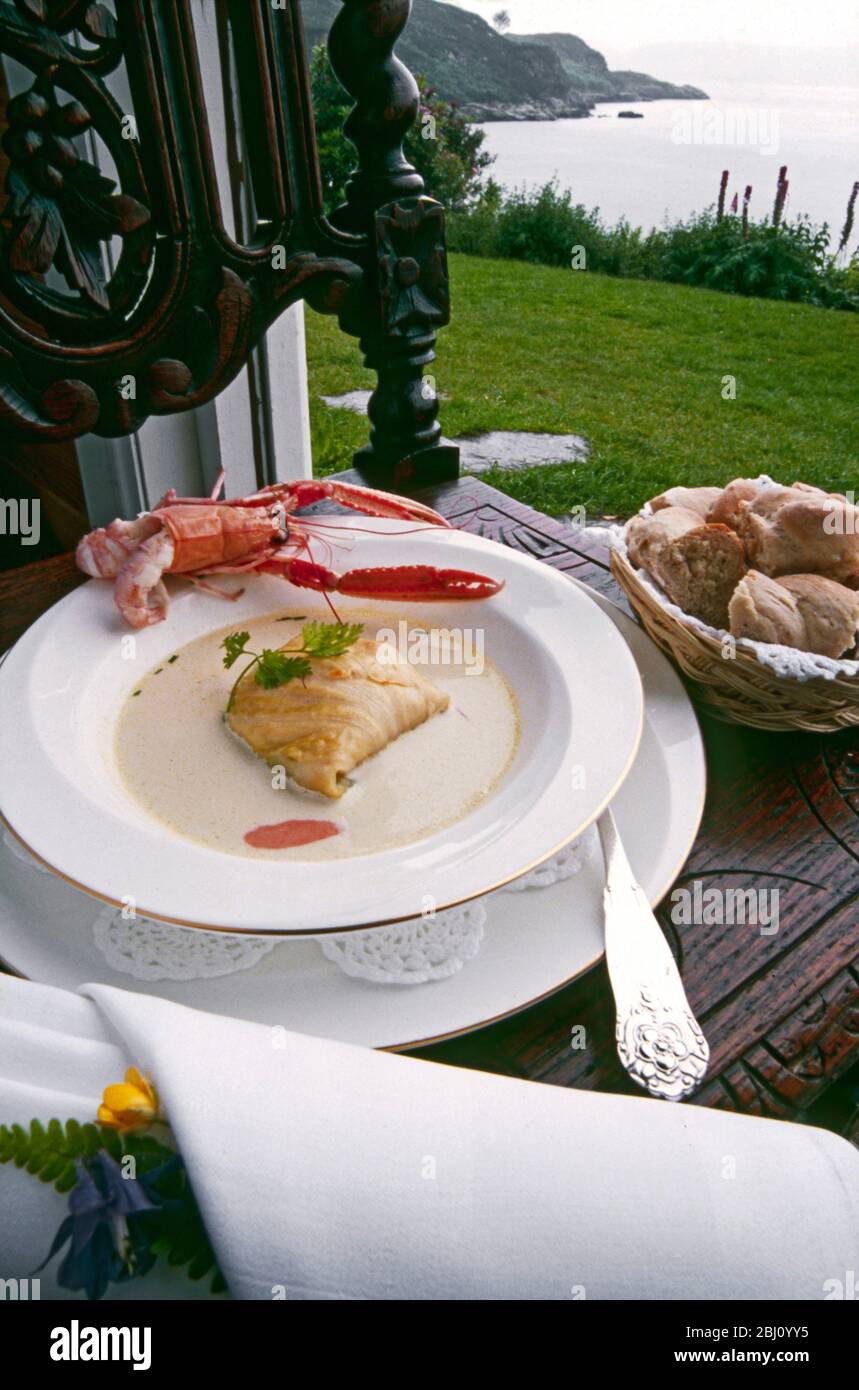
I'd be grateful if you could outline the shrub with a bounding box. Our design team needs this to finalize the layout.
[449,180,671,279]
[658,211,857,308]
[448,180,859,311]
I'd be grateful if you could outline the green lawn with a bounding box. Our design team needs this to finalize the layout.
[305,253,858,517]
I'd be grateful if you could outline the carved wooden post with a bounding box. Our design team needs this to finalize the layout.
[328,0,460,487]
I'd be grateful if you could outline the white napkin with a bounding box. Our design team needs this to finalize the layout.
[1,976,857,1301]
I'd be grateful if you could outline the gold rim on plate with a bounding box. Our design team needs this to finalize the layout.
[0,554,645,938]
[0,703,641,936]
[0,774,705,1053]
[0,619,704,1052]
[0,580,704,1049]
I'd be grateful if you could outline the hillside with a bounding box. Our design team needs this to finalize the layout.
[300,1,707,122]
[509,31,617,102]
[510,34,707,106]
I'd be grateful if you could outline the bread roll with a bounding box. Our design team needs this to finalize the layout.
[729,570,859,658]
[741,493,859,583]
[707,479,765,529]
[627,506,746,629]
[651,486,723,521]
[708,479,837,529]
[706,479,859,583]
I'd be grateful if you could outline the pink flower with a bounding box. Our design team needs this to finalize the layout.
[717,170,729,221]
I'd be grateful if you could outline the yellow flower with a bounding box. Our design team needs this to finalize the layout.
[97,1067,160,1134]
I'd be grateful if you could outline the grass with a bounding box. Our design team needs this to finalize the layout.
[305,252,858,517]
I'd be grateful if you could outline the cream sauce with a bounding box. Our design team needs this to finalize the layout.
[115,610,520,860]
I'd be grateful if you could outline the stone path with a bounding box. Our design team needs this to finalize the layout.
[321,392,589,475]
[451,430,588,474]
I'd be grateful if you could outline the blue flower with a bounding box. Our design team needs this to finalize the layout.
[39,1148,176,1300]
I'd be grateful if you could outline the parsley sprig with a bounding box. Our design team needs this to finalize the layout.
[222,621,364,712]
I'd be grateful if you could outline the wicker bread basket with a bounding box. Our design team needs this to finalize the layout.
[611,547,859,733]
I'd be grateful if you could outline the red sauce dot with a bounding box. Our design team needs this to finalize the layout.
[244,819,341,850]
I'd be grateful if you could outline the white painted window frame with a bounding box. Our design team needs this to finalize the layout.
[68,0,314,526]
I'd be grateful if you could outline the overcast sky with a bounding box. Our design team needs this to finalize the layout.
[441,1,859,62]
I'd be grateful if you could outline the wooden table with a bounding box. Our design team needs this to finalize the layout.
[2,476,858,1145]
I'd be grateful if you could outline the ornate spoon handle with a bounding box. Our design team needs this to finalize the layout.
[598,809,709,1101]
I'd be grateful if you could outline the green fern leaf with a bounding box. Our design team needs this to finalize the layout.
[140,1160,224,1291]
[0,1118,122,1193]
[55,1164,79,1194]
[0,1118,228,1295]
[187,1248,215,1282]
[39,1154,69,1183]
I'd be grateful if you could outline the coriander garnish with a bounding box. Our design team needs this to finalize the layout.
[221,621,364,713]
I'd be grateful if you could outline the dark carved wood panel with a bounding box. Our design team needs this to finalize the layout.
[0,1,459,482]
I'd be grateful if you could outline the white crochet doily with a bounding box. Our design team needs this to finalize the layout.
[92,905,277,982]
[4,828,595,986]
[593,485,859,684]
[319,902,487,984]
[501,826,598,891]
[316,831,595,984]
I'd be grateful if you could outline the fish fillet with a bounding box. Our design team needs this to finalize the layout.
[227,637,450,799]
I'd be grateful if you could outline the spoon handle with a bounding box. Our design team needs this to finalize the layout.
[598,809,709,1101]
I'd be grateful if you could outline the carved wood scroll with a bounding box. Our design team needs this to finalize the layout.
[0,0,459,482]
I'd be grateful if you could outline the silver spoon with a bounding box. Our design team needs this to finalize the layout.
[598,808,709,1101]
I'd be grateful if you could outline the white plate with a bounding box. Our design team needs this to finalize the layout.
[0,521,643,935]
[0,590,705,1049]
